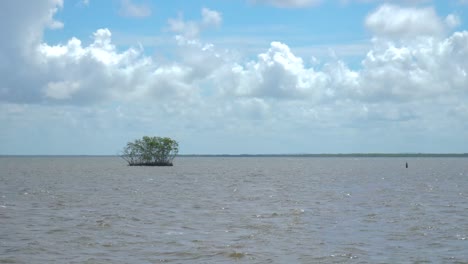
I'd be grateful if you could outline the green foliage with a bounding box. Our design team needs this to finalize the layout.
[121,136,179,166]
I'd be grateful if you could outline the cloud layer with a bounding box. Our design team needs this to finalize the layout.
[0,0,467,154]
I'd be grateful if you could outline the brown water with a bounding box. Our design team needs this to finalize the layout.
[1,157,467,263]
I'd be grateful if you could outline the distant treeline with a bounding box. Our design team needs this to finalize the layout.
[179,153,468,158]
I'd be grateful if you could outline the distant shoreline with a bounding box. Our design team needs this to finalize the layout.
[180,153,468,158]
[1,153,468,158]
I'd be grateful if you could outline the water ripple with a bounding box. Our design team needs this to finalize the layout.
[1,157,467,263]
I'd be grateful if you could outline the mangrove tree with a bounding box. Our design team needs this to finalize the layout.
[121,136,179,166]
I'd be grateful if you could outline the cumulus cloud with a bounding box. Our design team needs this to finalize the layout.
[35,28,200,104]
[119,0,151,18]
[212,28,468,104]
[1,1,467,107]
[445,14,461,29]
[1,1,468,153]
[0,0,63,53]
[365,4,446,39]
[48,19,64,30]
[202,8,222,27]
[44,81,81,100]
[2,1,468,107]
[168,8,222,39]
[167,14,201,39]
[0,0,66,103]
[359,32,468,101]
[219,42,328,99]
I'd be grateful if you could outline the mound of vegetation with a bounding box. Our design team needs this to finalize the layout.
[121,136,179,166]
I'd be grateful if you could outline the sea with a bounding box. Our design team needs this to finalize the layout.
[1,156,467,263]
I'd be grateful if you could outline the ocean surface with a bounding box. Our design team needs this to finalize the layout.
[1,157,467,263]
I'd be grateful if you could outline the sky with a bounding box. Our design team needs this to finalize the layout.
[0,0,468,155]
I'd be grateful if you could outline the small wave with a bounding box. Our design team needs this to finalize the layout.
[165,231,184,235]
[95,219,111,227]
[0,258,17,263]
[255,212,279,218]
[228,252,246,259]
[291,208,305,215]
[46,228,66,234]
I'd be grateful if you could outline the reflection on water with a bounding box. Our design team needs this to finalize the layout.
[1,157,467,263]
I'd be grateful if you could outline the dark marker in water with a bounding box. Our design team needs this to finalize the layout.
[406,162,408,168]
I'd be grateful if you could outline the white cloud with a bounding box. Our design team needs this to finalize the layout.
[2,2,468,107]
[365,4,446,39]
[168,8,223,39]
[219,41,329,99]
[0,0,66,103]
[0,0,63,52]
[48,20,64,29]
[36,28,173,104]
[44,81,81,100]
[445,14,461,29]
[119,0,151,18]
[168,14,201,39]
[46,1,64,29]
[2,1,467,108]
[202,8,222,28]
[1,1,468,153]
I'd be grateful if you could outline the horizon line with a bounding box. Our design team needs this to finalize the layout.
[1,153,468,157]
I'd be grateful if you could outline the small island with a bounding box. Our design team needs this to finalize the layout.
[121,136,179,166]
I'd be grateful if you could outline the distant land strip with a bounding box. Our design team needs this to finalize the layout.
[180,153,468,158]
[2,153,467,158]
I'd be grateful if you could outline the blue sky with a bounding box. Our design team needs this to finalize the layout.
[1,0,468,155]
